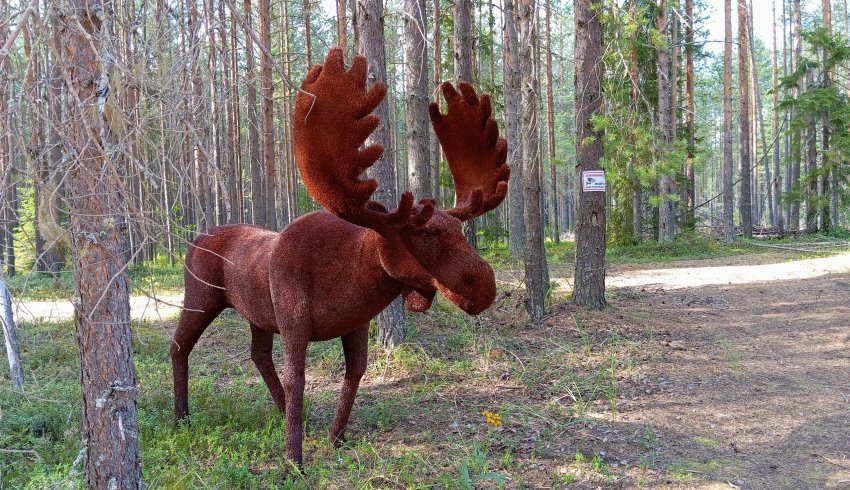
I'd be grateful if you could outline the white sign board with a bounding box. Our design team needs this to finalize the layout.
[582,170,606,192]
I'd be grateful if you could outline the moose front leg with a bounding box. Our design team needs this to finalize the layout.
[281,336,309,466]
[329,325,369,446]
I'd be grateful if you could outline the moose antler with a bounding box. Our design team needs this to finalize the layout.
[430,82,511,221]
[295,48,435,232]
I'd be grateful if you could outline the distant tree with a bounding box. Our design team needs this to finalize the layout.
[739,0,753,238]
[723,0,734,243]
[504,0,524,254]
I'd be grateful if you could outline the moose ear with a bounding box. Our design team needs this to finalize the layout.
[402,288,436,312]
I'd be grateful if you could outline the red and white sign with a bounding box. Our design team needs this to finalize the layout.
[582,170,606,192]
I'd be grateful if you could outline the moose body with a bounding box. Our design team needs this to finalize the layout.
[172,48,509,466]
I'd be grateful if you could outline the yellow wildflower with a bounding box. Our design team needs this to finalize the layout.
[482,410,502,427]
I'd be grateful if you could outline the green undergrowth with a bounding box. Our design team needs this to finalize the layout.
[12,231,844,302]
[0,297,663,488]
[7,261,184,302]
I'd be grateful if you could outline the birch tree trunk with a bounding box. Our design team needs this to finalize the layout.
[0,271,23,390]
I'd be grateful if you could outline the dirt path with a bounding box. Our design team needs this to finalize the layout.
[597,252,850,488]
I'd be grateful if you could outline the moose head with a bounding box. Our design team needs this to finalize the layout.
[171,47,509,467]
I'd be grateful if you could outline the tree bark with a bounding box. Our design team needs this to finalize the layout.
[657,0,675,242]
[244,0,265,226]
[738,0,752,238]
[790,0,802,229]
[0,272,23,390]
[573,0,605,310]
[454,0,477,248]
[337,0,347,53]
[357,0,407,347]
[57,1,142,486]
[259,0,278,230]
[405,0,430,199]
[684,0,695,230]
[431,0,442,207]
[545,0,559,243]
[772,0,784,233]
[504,0,524,254]
[821,0,832,231]
[804,68,817,232]
[723,0,734,243]
[516,0,549,320]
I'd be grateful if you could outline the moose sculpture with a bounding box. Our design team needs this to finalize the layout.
[171,47,510,466]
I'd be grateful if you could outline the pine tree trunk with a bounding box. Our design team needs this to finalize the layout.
[454,0,477,248]
[431,0,443,208]
[504,0,524,254]
[337,0,347,52]
[57,2,142,486]
[357,0,407,347]
[545,0,559,243]
[804,68,817,233]
[244,0,265,226]
[772,0,784,233]
[738,0,752,238]
[259,0,277,230]
[516,0,548,320]
[790,0,802,229]
[723,0,735,243]
[657,0,675,242]
[573,0,606,310]
[405,0,431,199]
[684,0,696,230]
[821,0,832,231]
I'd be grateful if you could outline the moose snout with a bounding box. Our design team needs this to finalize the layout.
[458,264,496,315]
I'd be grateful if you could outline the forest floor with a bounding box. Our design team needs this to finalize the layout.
[3,249,849,488]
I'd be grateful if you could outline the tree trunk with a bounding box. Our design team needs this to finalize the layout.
[337,0,347,53]
[573,0,605,310]
[723,0,734,243]
[772,0,784,233]
[504,0,524,254]
[405,0,430,199]
[357,0,407,347]
[0,272,23,390]
[545,0,559,243]
[790,0,802,229]
[431,0,443,208]
[244,0,265,226]
[259,0,278,230]
[304,0,312,66]
[516,0,548,320]
[821,0,832,231]
[657,0,675,242]
[804,68,817,233]
[738,0,752,238]
[57,1,142,486]
[454,0,477,248]
[684,0,695,230]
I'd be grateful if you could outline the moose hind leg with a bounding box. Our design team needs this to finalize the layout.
[250,324,286,411]
[172,305,223,420]
[329,325,368,446]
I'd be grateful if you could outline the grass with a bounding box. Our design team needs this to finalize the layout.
[0,290,661,488]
